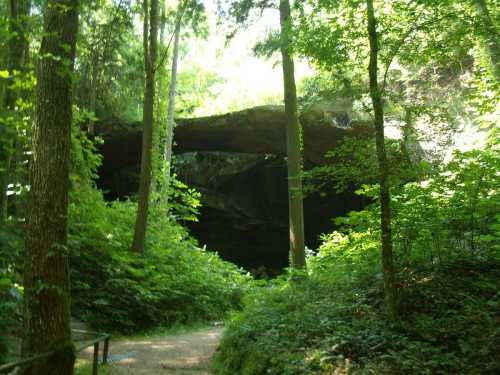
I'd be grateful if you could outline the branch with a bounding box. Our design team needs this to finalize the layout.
[381,11,455,95]
[153,0,189,73]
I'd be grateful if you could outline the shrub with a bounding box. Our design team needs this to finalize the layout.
[214,247,500,374]
[66,121,251,333]
[213,147,500,374]
[0,226,22,364]
[0,273,10,364]
[69,186,250,333]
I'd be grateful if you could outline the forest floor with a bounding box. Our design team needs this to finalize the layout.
[78,326,223,375]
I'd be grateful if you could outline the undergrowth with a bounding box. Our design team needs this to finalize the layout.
[213,146,500,374]
[68,126,250,334]
[213,251,500,374]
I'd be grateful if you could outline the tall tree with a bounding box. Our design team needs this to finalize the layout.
[20,0,79,373]
[279,0,306,269]
[162,0,185,208]
[152,0,165,194]
[472,0,499,80]
[220,0,306,269]
[132,0,159,253]
[366,0,398,319]
[0,0,30,222]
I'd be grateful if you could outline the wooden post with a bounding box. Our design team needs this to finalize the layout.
[93,342,99,375]
[103,337,110,365]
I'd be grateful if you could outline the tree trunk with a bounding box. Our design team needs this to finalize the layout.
[20,0,79,374]
[1,0,30,222]
[163,0,183,208]
[87,51,99,135]
[279,0,306,269]
[152,2,166,193]
[473,0,500,80]
[132,0,159,253]
[366,0,398,320]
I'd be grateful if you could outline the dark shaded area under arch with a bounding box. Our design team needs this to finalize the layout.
[95,107,371,271]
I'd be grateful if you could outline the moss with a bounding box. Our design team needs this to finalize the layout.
[45,340,76,375]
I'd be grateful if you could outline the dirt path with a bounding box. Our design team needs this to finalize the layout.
[81,327,223,375]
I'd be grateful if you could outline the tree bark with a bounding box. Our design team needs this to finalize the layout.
[366,0,398,320]
[279,0,306,269]
[152,2,166,193]
[20,0,79,374]
[163,0,183,208]
[1,0,30,222]
[87,51,99,135]
[473,0,500,80]
[132,0,159,253]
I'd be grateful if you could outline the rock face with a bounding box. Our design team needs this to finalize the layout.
[96,106,372,272]
[174,106,372,164]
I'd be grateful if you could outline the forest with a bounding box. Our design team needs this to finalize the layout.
[0,0,499,374]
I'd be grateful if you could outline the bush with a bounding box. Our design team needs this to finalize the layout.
[0,226,22,365]
[214,249,500,374]
[213,147,500,374]
[0,273,10,364]
[64,121,250,333]
[69,185,250,333]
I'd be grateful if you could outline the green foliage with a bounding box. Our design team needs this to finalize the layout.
[213,147,500,374]
[0,262,11,364]
[0,224,22,365]
[304,136,419,195]
[390,145,498,264]
[68,127,249,334]
[0,68,35,208]
[215,250,499,374]
[69,188,249,333]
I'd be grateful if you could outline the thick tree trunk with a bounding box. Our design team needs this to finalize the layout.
[473,0,500,80]
[366,0,398,320]
[163,0,183,207]
[132,0,159,253]
[20,0,79,374]
[1,0,30,222]
[279,0,306,269]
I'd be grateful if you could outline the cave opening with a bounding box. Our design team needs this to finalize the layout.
[97,141,368,274]
[177,152,368,274]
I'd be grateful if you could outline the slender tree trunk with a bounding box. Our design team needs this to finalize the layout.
[1,0,29,222]
[152,3,166,194]
[366,0,398,320]
[20,0,79,374]
[87,52,99,135]
[473,0,500,80]
[132,0,159,253]
[279,0,306,269]
[162,0,183,208]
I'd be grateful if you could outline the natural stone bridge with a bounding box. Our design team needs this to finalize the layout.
[96,106,372,272]
[97,106,372,173]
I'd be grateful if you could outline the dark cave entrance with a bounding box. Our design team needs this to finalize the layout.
[187,188,367,275]
[177,152,368,274]
[97,146,368,274]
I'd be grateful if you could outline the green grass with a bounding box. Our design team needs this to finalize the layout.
[74,358,111,375]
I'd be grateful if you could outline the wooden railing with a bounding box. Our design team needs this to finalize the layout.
[0,329,111,375]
